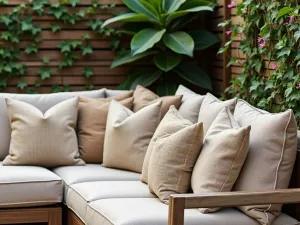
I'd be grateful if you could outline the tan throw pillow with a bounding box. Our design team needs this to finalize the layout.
[198,93,236,134]
[77,91,134,163]
[133,85,182,116]
[3,98,84,167]
[191,107,251,213]
[175,85,205,123]
[233,100,297,225]
[103,100,162,173]
[148,107,204,203]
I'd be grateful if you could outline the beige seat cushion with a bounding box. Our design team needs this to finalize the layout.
[148,107,204,203]
[3,98,84,167]
[78,91,133,163]
[52,164,141,198]
[191,107,251,213]
[105,89,130,98]
[198,93,236,134]
[103,100,161,173]
[233,100,297,225]
[85,198,298,225]
[133,85,182,116]
[175,85,205,123]
[0,89,105,161]
[67,181,155,222]
[0,162,63,208]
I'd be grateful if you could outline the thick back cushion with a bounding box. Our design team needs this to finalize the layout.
[0,89,105,160]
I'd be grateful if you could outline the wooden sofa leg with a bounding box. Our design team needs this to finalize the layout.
[168,197,185,225]
[48,207,62,225]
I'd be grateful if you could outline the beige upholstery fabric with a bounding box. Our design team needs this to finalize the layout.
[233,100,297,225]
[133,85,182,116]
[148,107,204,203]
[198,93,236,134]
[67,181,155,222]
[175,85,205,123]
[103,100,161,173]
[105,89,129,98]
[3,98,84,167]
[85,198,298,225]
[191,107,251,213]
[0,162,63,208]
[0,89,105,161]
[78,91,133,163]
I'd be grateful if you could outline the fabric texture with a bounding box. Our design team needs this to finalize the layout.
[147,107,204,203]
[78,91,133,163]
[198,93,236,134]
[0,162,63,208]
[84,198,297,225]
[3,98,84,167]
[103,100,162,173]
[0,89,105,161]
[175,85,205,123]
[191,107,251,213]
[105,89,129,98]
[133,85,182,116]
[233,100,297,225]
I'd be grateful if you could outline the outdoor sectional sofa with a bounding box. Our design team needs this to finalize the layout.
[0,87,300,225]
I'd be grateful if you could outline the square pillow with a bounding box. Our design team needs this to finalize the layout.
[133,85,182,116]
[191,107,250,213]
[77,91,133,163]
[198,93,236,134]
[233,100,297,225]
[147,106,204,203]
[3,97,84,167]
[175,85,205,123]
[103,100,162,173]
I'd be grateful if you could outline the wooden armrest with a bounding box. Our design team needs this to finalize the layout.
[168,188,300,225]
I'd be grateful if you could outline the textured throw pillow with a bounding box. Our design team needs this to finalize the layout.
[133,85,182,116]
[77,91,134,163]
[198,93,236,134]
[103,100,162,173]
[191,107,251,213]
[175,85,205,123]
[3,98,84,167]
[148,107,204,203]
[233,100,297,225]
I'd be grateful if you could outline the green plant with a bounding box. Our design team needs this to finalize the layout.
[219,0,300,127]
[102,0,220,95]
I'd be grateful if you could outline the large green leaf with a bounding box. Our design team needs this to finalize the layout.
[163,32,194,57]
[179,0,216,10]
[156,81,178,96]
[130,69,163,89]
[101,13,150,28]
[111,50,157,68]
[189,29,220,50]
[123,0,160,22]
[131,28,166,56]
[174,62,212,90]
[153,52,181,72]
[163,0,186,13]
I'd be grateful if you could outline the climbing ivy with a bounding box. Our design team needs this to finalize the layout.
[219,0,300,127]
[0,0,120,93]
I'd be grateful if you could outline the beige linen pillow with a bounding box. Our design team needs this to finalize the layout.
[191,107,251,213]
[198,93,236,134]
[103,100,162,173]
[175,85,205,123]
[3,97,84,167]
[233,100,297,225]
[148,107,204,203]
[133,85,182,116]
[78,91,134,163]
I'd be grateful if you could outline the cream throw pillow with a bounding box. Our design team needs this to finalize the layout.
[3,97,84,167]
[198,93,236,134]
[191,107,250,213]
[148,106,204,203]
[233,100,297,225]
[103,100,162,173]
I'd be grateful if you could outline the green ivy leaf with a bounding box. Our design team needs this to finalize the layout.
[17,81,27,90]
[38,67,52,80]
[24,44,38,55]
[81,43,93,55]
[69,0,80,7]
[51,24,61,33]
[83,67,94,78]
[43,57,50,64]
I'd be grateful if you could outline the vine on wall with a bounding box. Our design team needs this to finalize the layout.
[0,0,120,93]
[219,0,300,126]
